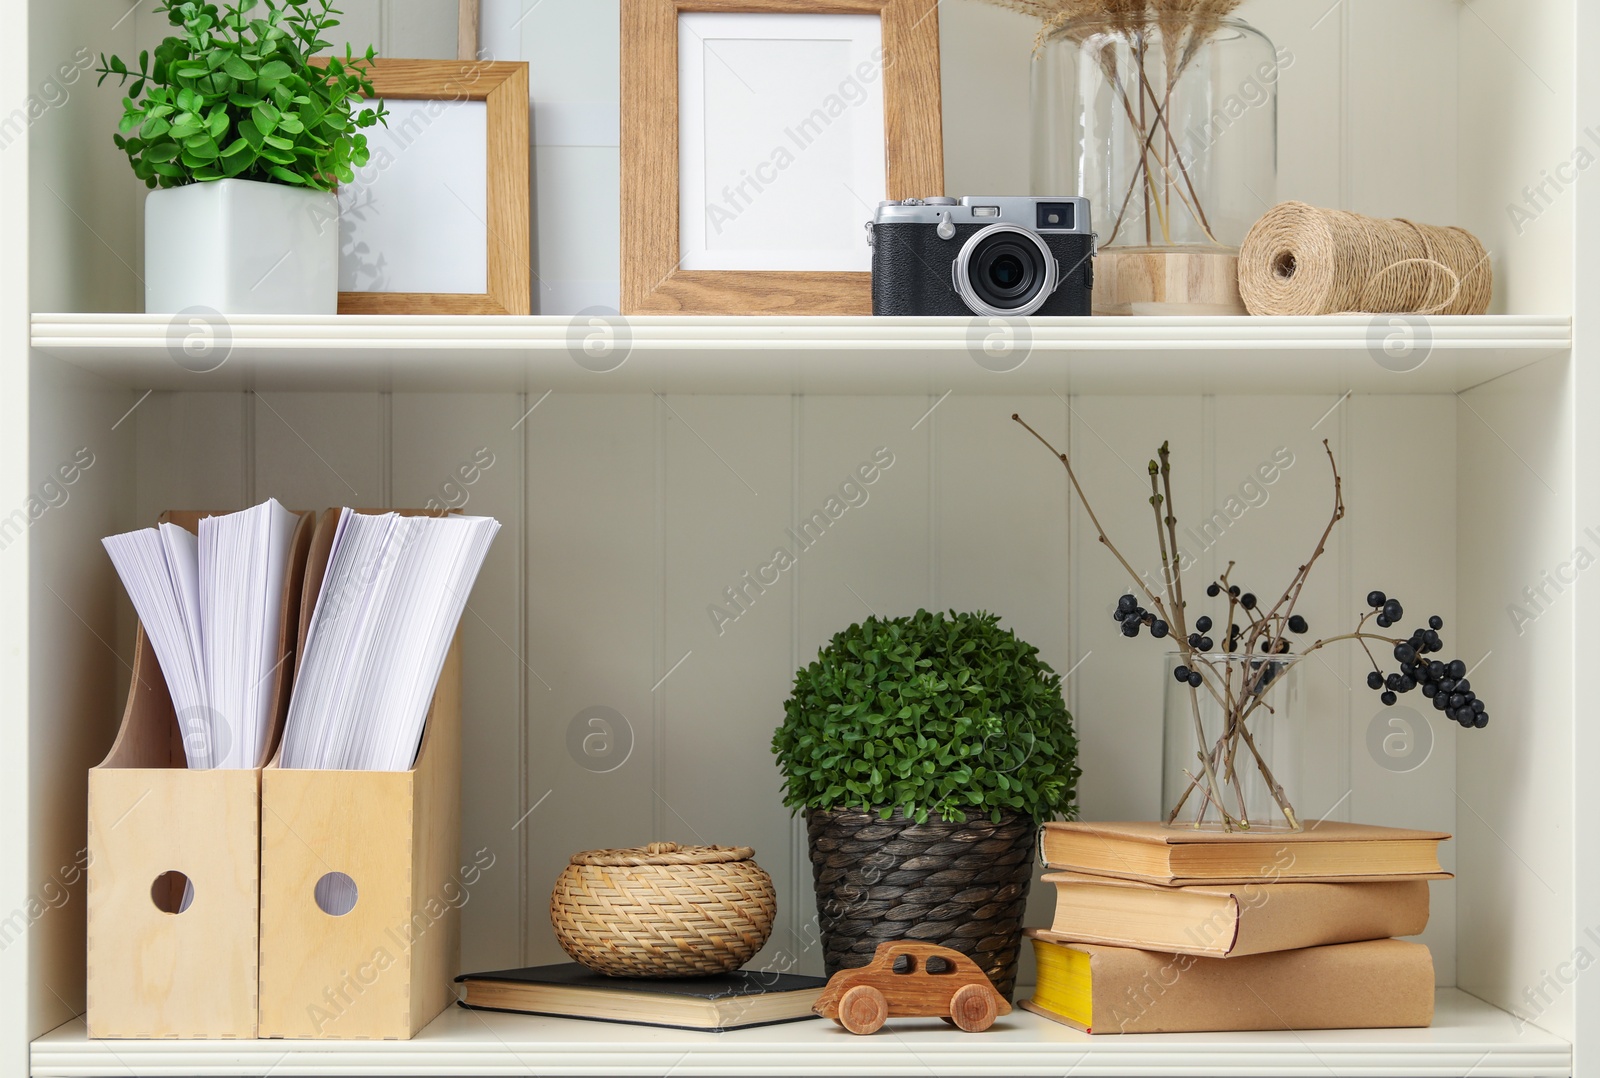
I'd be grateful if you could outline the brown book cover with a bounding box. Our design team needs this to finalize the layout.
[1022,934,1435,1034]
[1038,820,1451,886]
[1040,872,1431,957]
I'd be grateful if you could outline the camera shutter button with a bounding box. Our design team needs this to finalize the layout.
[937,212,956,241]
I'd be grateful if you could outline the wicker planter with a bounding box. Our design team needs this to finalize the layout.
[806,808,1037,1000]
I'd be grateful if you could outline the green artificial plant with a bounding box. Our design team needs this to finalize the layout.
[96,0,386,190]
[773,609,1080,825]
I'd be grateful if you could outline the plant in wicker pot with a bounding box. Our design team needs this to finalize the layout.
[772,610,1079,1000]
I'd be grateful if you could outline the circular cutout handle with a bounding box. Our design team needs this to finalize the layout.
[314,871,359,916]
[151,870,194,914]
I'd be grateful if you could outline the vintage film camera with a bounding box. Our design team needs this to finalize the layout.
[868,196,1094,317]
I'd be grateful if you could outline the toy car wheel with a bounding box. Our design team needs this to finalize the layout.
[950,983,999,1032]
[839,985,889,1034]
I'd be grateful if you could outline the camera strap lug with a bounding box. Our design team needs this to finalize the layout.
[864,221,875,248]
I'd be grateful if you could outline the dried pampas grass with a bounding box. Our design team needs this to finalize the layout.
[976,0,1243,45]
[983,0,1249,246]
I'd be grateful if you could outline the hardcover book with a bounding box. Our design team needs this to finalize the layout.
[455,963,826,1032]
[1038,820,1451,886]
[1040,871,1430,957]
[1022,933,1435,1034]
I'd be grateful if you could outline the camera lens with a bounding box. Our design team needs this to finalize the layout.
[956,227,1056,316]
[973,241,1041,306]
[984,251,1029,294]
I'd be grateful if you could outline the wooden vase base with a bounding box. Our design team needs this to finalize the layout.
[1094,246,1247,316]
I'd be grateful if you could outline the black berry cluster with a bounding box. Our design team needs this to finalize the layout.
[1361,592,1487,728]
[1115,582,1490,732]
[1113,594,1169,639]
[1120,576,1313,659]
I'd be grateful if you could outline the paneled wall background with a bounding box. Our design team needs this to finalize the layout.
[106,0,1485,316]
[129,390,1461,988]
[25,0,1580,1038]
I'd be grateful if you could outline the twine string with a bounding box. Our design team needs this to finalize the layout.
[1355,257,1464,318]
[1238,201,1492,317]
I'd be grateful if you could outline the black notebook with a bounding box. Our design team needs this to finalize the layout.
[455,962,827,1032]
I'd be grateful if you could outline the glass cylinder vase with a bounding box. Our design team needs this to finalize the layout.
[1032,15,1279,313]
[1162,652,1301,833]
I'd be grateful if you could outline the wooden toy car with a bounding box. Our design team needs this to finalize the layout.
[813,941,1012,1034]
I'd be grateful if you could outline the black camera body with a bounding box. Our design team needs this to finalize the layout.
[868,196,1094,317]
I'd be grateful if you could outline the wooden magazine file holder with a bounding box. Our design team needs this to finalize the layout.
[86,508,315,1038]
[257,509,463,1040]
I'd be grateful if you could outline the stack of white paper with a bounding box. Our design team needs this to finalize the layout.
[103,526,211,768]
[102,499,301,770]
[279,509,499,772]
[200,501,301,769]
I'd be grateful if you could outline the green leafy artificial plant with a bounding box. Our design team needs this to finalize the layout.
[773,609,1080,825]
[96,0,386,191]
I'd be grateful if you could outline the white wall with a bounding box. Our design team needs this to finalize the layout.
[11,0,1580,1046]
[1572,0,1600,1062]
[2,3,37,1070]
[67,0,1552,320]
[22,0,141,1050]
[1458,0,1576,315]
[325,0,1471,317]
[1455,356,1575,1039]
[1453,0,1580,1043]
[119,388,1463,989]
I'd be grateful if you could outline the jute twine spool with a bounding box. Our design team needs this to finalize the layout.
[1238,201,1492,316]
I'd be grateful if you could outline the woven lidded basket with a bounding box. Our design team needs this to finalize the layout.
[550,842,776,977]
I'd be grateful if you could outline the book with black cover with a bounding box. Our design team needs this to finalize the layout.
[455,962,827,1032]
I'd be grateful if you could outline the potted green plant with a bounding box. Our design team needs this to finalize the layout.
[772,609,1079,999]
[97,0,386,314]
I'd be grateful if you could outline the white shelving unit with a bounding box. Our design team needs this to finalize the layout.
[7,1,1598,1077]
[29,314,1573,394]
[28,991,1572,1077]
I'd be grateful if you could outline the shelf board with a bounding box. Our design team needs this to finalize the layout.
[30,314,1570,395]
[31,989,1569,1076]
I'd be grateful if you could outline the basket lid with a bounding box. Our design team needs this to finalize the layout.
[569,841,755,867]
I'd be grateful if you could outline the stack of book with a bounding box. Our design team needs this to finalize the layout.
[1021,820,1449,1034]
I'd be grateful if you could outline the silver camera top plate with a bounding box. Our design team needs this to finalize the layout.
[873,196,1092,233]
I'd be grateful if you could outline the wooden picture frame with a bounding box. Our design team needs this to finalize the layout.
[337,58,530,315]
[621,0,944,315]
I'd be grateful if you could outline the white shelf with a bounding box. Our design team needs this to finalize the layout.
[29,314,1570,395]
[30,989,1569,1076]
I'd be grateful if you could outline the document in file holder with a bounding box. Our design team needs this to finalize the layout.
[278,509,499,772]
[103,498,301,769]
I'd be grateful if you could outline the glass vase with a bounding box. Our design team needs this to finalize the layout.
[1162,652,1301,833]
[1032,16,1279,255]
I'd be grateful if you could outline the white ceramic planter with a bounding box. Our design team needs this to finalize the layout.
[144,178,339,315]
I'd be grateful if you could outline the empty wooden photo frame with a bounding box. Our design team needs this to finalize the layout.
[622,0,944,315]
[337,58,531,315]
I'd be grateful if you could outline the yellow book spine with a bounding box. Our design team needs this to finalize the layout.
[1029,938,1093,1028]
